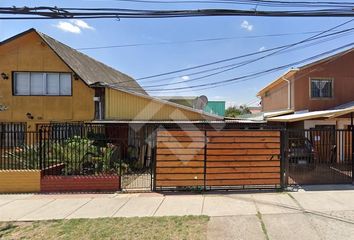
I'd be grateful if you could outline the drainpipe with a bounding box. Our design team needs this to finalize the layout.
[282,77,291,110]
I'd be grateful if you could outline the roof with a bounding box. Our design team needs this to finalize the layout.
[107,85,224,120]
[235,109,293,121]
[268,106,354,122]
[1,28,146,95]
[257,69,298,96]
[91,119,265,124]
[158,96,199,100]
[257,47,354,97]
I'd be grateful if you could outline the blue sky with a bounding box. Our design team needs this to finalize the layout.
[1,0,353,107]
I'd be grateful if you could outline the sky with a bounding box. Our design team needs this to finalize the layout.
[0,0,353,108]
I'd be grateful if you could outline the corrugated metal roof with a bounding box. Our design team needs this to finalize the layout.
[107,86,223,120]
[268,107,354,122]
[92,119,265,124]
[34,29,147,95]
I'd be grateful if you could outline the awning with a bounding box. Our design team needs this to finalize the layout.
[268,107,354,122]
[263,109,294,118]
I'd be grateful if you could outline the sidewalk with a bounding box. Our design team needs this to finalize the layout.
[1,185,354,239]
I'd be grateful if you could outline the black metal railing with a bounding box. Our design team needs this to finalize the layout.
[1,123,353,189]
[287,128,353,185]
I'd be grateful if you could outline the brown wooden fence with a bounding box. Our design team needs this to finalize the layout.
[156,130,282,189]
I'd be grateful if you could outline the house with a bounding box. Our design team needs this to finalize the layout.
[159,96,226,117]
[248,106,261,115]
[204,101,226,117]
[0,28,221,133]
[257,47,354,130]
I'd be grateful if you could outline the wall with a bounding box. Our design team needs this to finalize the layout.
[105,88,218,121]
[261,80,292,112]
[0,31,95,130]
[294,51,354,112]
[41,175,120,192]
[0,170,41,193]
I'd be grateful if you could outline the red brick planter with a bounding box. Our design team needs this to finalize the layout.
[41,175,120,193]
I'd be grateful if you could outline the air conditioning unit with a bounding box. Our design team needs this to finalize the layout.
[93,97,100,102]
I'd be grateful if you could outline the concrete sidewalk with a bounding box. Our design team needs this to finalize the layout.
[1,185,354,239]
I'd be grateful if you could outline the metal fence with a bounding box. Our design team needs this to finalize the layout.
[1,123,354,190]
[0,123,156,191]
[286,128,353,185]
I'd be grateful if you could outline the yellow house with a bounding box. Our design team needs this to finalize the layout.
[0,29,221,131]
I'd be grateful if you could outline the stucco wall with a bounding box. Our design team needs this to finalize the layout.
[293,51,354,111]
[0,170,41,193]
[0,31,94,129]
[261,80,291,112]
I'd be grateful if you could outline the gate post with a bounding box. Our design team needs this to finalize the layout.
[280,129,289,189]
[39,128,43,170]
[351,126,354,184]
[203,130,207,191]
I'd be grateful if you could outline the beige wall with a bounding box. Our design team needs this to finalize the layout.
[0,31,94,130]
[261,80,292,112]
[105,88,217,121]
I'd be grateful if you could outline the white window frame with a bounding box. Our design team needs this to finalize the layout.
[13,72,72,96]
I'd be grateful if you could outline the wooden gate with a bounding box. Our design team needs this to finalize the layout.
[155,130,281,190]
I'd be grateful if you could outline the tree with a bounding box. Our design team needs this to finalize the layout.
[225,105,251,118]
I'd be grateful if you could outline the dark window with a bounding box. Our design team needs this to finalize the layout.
[311,79,333,98]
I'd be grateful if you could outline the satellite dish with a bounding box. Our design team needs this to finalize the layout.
[195,95,208,110]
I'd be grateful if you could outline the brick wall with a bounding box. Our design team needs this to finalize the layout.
[40,175,120,192]
[0,170,41,193]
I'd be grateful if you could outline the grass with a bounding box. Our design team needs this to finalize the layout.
[0,216,209,240]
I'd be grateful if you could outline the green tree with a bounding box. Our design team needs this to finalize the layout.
[225,105,251,117]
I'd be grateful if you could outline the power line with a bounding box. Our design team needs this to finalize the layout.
[1,6,354,19]
[135,24,353,81]
[76,29,339,50]
[144,30,353,86]
[113,0,354,8]
[115,41,354,92]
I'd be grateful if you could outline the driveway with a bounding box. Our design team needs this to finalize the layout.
[1,185,354,239]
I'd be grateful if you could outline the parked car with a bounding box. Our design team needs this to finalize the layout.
[288,137,316,166]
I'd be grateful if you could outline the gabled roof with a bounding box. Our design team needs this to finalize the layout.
[257,47,354,97]
[107,85,223,120]
[257,69,298,96]
[1,28,146,95]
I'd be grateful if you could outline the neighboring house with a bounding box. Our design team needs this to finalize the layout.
[257,47,354,130]
[248,106,261,115]
[159,96,226,117]
[158,96,208,110]
[204,101,226,117]
[0,29,220,132]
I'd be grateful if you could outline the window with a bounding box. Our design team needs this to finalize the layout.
[13,72,72,96]
[311,79,333,98]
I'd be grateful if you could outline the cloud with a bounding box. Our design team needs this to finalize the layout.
[259,46,266,51]
[240,20,253,31]
[181,75,190,80]
[55,20,94,34]
[55,21,81,34]
[70,20,95,30]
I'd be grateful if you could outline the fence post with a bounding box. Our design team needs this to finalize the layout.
[352,126,354,185]
[280,129,288,189]
[152,129,157,192]
[39,128,43,170]
[119,145,122,191]
[203,130,207,191]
